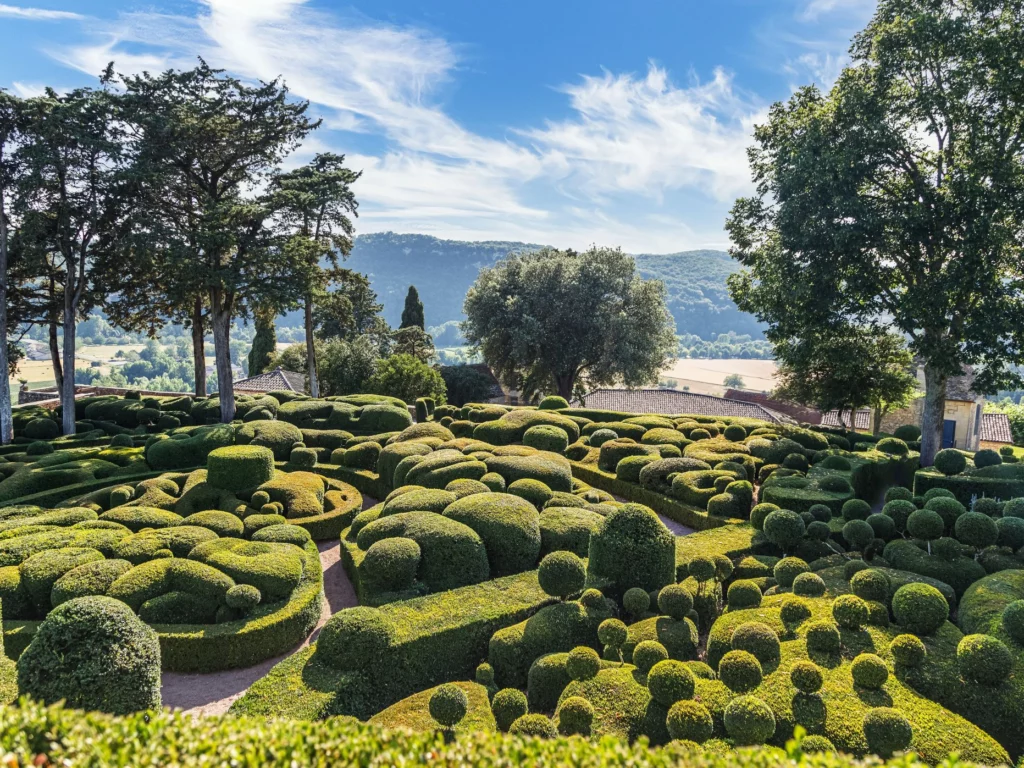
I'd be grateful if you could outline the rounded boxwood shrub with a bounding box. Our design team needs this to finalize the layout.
[633,640,669,674]
[955,511,998,549]
[181,510,244,538]
[842,499,871,522]
[934,448,967,476]
[877,437,909,456]
[763,510,805,551]
[615,454,659,484]
[773,557,809,589]
[523,425,569,454]
[974,448,1003,469]
[598,618,628,650]
[623,586,650,617]
[1001,600,1024,643]
[586,503,675,593]
[538,395,569,411]
[885,486,914,503]
[480,472,506,493]
[728,580,762,609]
[316,607,395,671]
[360,537,421,592]
[557,695,594,736]
[647,659,695,705]
[443,492,541,576]
[809,503,832,522]
[805,620,841,654]
[225,583,261,613]
[750,502,779,532]
[51,559,133,607]
[588,428,617,447]
[866,513,896,541]
[723,695,776,746]
[890,634,927,667]
[883,500,917,533]
[862,707,912,757]
[730,621,780,663]
[491,688,528,732]
[781,597,812,627]
[206,445,275,492]
[658,583,694,619]
[538,551,586,600]
[429,683,469,729]
[507,479,554,509]
[957,634,1012,685]
[894,424,921,442]
[851,653,888,689]
[973,497,1003,517]
[24,417,59,440]
[832,594,870,629]
[790,660,823,693]
[907,509,944,542]
[792,572,826,598]
[719,649,762,693]
[16,596,160,714]
[509,713,557,739]
[843,519,874,552]
[891,583,948,635]
[565,646,600,681]
[851,569,890,603]
[666,699,713,742]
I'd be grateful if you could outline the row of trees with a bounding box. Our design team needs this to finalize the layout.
[0,61,361,441]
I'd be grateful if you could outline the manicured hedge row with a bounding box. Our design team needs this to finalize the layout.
[0,697,967,767]
[914,468,1024,507]
[7,469,167,509]
[674,524,758,570]
[312,462,389,502]
[3,541,323,672]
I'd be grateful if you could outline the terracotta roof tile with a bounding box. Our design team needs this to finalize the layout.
[820,409,872,430]
[981,412,1014,444]
[570,388,782,422]
[233,368,307,394]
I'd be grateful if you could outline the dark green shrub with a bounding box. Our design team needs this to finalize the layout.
[877,437,909,456]
[974,449,1003,469]
[342,442,383,471]
[565,646,600,681]
[508,713,557,739]
[1002,600,1024,643]
[557,695,594,736]
[934,449,967,476]
[475,662,495,687]
[805,620,841,653]
[862,707,912,757]
[790,660,823,693]
[24,418,59,440]
[783,452,809,472]
[316,606,395,671]
[750,502,779,532]
[657,584,694,620]
[792,572,826,598]
[885,486,914,503]
[589,429,617,447]
[773,557,809,589]
[851,653,888,689]
[780,597,812,627]
[957,634,1011,685]
[891,583,948,635]
[866,512,896,541]
[523,425,569,454]
[181,511,244,538]
[598,618,627,651]
[730,621,779,663]
[727,580,762,609]
[633,640,668,673]
[646,659,695,705]
[894,425,921,441]
[762,510,805,551]
[17,596,160,714]
[832,594,869,629]
[723,695,775,746]
[666,699,713,742]
[972,497,1002,517]
[538,395,569,410]
[429,683,468,729]
[51,559,132,607]
[883,500,917,533]
[206,445,275,492]
[360,537,421,592]
[507,478,554,509]
[842,499,871,521]
[907,509,944,542]
[586,504,674,594]
[491,687,528,732]
[623,586,650,617]
[890,634,926,667]
[851,569,890,603]
[225,584,261,613]
[955,511,998,549]
[718,649,762,693]
[443,492,541,576]
[20,547,105,614]
[538,551,586,600]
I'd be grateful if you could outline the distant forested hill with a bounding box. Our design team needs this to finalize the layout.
[283,232,764,343]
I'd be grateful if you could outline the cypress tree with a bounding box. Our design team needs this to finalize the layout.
[248,309,277,376]
[400,285,425,330]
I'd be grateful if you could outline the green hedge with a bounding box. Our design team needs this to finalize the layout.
[914,468,1024,507]
[5,469,167,509]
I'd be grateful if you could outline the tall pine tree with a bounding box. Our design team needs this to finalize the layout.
[400,285,424,330]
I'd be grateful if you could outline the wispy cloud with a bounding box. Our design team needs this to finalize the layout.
[0,3,82,20]
[799,0,875,22]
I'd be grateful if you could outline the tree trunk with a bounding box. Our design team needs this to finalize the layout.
[305,295,318,398]
[872,404,884,436]
[0,176,10,445]
[211,288,235,423]
[191,296,206,397]
[555,374,575,401]
[48,320,63,394]
[60,281,76,436]
[920,363,948,467]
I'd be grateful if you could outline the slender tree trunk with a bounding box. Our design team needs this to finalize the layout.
[872,403,884,436]
[60,269,77,436]
[48,320,63,394]
[191,296,206,397]
[211,288,235,423]
[920,363,947,467]
[0,174,10,444]
[555,374,574,401]
[305,295,318,398]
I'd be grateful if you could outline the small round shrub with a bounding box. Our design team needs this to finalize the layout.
[974,448,1003,468]
[687,556,716,583]
[843,519,874,552]
[476,662,495,686]
[524,424,570,454]
[480,472,506,492]
[624,586,651,616]
[538,551,586,600]
[361,537,421,592]
[894,424,922,442]
[851,653,889,689]
[492,688,528,732]
[792,572,826,597]
[580,588,605,609]
[689,428,711,441]
[633,640,669,674]
[538,395,569,410]
[863,708,912,757]
[763,510,806,551]
[928,536,957,561]
[832,594,870,630]
[730,621,780,663]
[727,580,762,609]
[780,597,812,627]
[509,713,557,739]
[316,607,395,671]
[802,735,836,753]
[924,487,956,502]
[598,618,628,649]
[225,583,261,613]
[891,583,948,635]
[844,558,870,579]
[719,650,763,693]
[957,634,1012,685]
[589,428,618,447]
[883,500,917,533]
[647,659,695,705]
[851,569,890,603]
[842,499,872,522]
[955,511,998,549]
[723,424,747,441]
[26,440,54,456]
[566,646,601,681]
[783,452,810,472]
[866,513,896,541]
[890,634,927,667]
[808,504,833,522]
[790,660,823,693]
[24,417,59,440]
[907,509,944,541]
[805,621,841,654]
[557,696,594,736]
[666,699,713,743]
[588,503,676,593]
[773,557,809,589]
[877,437,909,456]
[429,683,469,729]
[973,497,1002,517]
[885,486,914,503]
[934,449,967,476]
[1001,600,1024,644]
[723,695,776,746]
[657,583,694,619]
[750,502,779,531]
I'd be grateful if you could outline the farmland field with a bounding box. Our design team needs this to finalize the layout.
[659,358,778,396]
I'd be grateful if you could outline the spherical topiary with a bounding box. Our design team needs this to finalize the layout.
[805,621,842,654]
[955,511,999,550]
[24,417,59,440]
[557,695,594,736]
[360,537,422,592]
[730,621,780,663]
[225,583,261,613]
[687,556,716,583]
[780,597,812,628]
[719,650,763,693]
[832,594,870,630]
[580,588,606,610]
[666,699,714,743]
[934,448,967,476]
[316,606,395,671]
[647,659,696,705]
[850,569,890,604]
[792,572,826,598]
[658,583,694,619]
[783,452,810,472]
[891,583,948,635]
[476,662,495,686]
[801,735,836,754]
[587,503,675,593]
[589,428,618,447]
[894,424,921,442]
[727,580,763,609]
[429,683,469,729]
[16,596,160,714]
[1004,498,1024,519]
[1001,600,1024,644]
[763,510,806,551]
[866,513,896,541]
[598,618,628,649]
[773,557,809,589]
[842,499,872,522]
[923,487,956,502]
[851,653,889,689]
[723,695,776,746]
[750,503,780,531]
[491,688,528,732]
[566,646,601,681]
[509,713,557,739]
[843,519,874,552]
[480,472,506,493]
[633,640,669,674]
[957,634,1012,685]
[974,448,1003,469]
[877,437,909,456]
[843,558,870,579]
[790,660,823,693]
[885,486,914,503]
[973,497,1003,517]
[523,424,570,454]
[890,634,927,667]
[907,509,944,542]
[624,586,651,616]
[862,707,912,757]
[538,551,586,600]
[883,500,917,533]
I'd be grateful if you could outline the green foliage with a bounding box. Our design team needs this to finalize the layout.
[491,687,528,732]
[538,551,586,600]
[400,286,425,330]
[862,708,912,758]
[444,492,541,576]
[890,634,926,668]
[247,310,277,376]
[723,695,775,746]
[316,606,395,671]
[790,660,823,693]
[360,538,421,592]
[429,683,468,729]
[632,640,668,674]
[957,634,1011,686]
[718,649,762,693]
[666,699,714,743]
[565,646,601,681]
[366,354,446,405]
[934,450,968,477]
[586,503,675,595]
[850,653,888,689]
[557,695,594,736]
[891,583,948,635]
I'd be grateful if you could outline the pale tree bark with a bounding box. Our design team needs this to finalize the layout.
[47,320,62,395]
[305,295,318,398]
[60,255,78,436]
[920,363,948,467]
[0,157,10,444]
[211,287,235,423]
[191,296,206,397]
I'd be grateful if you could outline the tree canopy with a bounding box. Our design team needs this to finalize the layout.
[400,285,425,330]
[462,246,677,400]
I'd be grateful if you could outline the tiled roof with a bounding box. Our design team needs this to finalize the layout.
[820,409,872,430]
[234,367,307,394]
[724,389,823,424]
[570,388,783,423]
[981,412,1014,444]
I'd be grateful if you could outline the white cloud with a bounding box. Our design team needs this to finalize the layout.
[0,3,82,20]
[799,0,875,22]
[11,81,47,97]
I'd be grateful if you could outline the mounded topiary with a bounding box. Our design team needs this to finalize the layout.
[508,713,557,739]
[538,551,586,600]
[891,583,948,635]
[894,424,921,442]
[1001,600,1024,644]
[206,445,276,492]
[974,448,1002,469]
[790,660,823,693]
[491,687,528,732]
[225,584,261,613]
[762,510,806,552]
[832,594,870,630]
[557,695,594,736]
[934,449,967,476]
[890,634,927,667]
[623,587,651,617]
[842,499,872,521]
[730,621,780,663]
[666,699,714,742]
[780,597,812,627]
[851,569,890,604]
[957,634,1012,686]
[843,520,874,552]
[728,580,762,609]
[565,646,601,681]
[647,659,695,705]
[633,640,669,674]
[316,607,395,671]
[862,707,912,757]
[750,503,779,532]
[523,425,570,454]
[718,650,762,693]
[16,596,160,714]
[429,683,469,729]
[792,572,826,598]
[360,537,422,592]
[851,653,888,689]
[723,695,776,746]
[773,557,809,589]
[598,618,628,653]
[876,437,909,456]
[955,511,998,550]
[658,584,694,619]
[805,620,841,654]
[586,503,675,594]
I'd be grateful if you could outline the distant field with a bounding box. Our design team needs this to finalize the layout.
[660,358,778,396]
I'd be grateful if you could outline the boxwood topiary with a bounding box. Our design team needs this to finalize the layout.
[50,558,133,607]
[316,606,395,671]
[565,645,600,681]
[429,683,469,729]
[790,660,823,693]
[805,620,841,654]
[876,437,909,456]
[773,557,809,589]
[718,649,762,693]
[792,572,826,598]
[832,594,870,629]
[862,707,912,757]
[557,695,594,736]
[1002,600,1024,643]
[762,510,805,552]
[646,658,695,706]
[974,448,1003,469]
[891,582,948,635]
[955,511,998,549]
[934,449,967,476]
[727,580,762,609]
[206,445,275,492]
[586,504,674,595]
[851,569,890,603]
[730,621,780,663]
[508,713,557,738]
[633,640,669,673]
[360,537,421,592]
[538,551,586,600]
[443,492,541,576]
[723,695,775,746]
[890,634,927,667]
[491,687,528,732]
[523,425,570,454]
[957,634,1012,685]
[666,699,713,742]
[842,499,872,521]
[851,653,888,689]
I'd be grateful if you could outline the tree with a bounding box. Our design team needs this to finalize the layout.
[268,153,360,398]
[114,62,318,422]
[365,353,446,405]
[772,326,918,434]
[440,365,495,407]
[723,373,745,389]
[269,335,381,397]
[463,247,677,400]
[316,267,387,344]
[247,307,277,376]
[727,0,1024,465]
[392,325,434,363]
[400,285,425,329]
[0,91,20,443]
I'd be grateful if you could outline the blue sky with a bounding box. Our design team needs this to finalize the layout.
[0,0,875,253]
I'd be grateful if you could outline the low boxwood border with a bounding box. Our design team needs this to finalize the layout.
[3,468,169,509]
[914,468,1024,506]
[3,541,323,673]
[312,462,388,502]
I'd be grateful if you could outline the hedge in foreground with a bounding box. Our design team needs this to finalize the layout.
[0,698,986,768]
